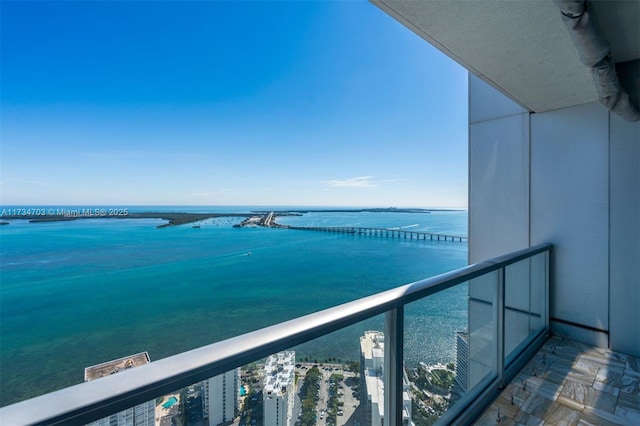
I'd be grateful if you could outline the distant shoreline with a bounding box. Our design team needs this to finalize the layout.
[269,208,460,214]
[0,208,462,228]
[0,212,251,228]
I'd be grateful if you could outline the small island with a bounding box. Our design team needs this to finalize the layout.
[0,211,251,228]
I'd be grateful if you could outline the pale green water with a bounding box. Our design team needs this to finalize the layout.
[0,208,468,406]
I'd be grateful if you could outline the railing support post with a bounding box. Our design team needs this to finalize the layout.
[497,267,506,388]
[544,250,550,331]
[385,306,404,426]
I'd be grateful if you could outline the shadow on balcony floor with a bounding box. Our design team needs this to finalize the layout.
[475,336,639,425]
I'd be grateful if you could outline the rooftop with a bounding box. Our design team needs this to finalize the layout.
[361,330,385,358]
[263,351,295,395]
[84,352,150,382]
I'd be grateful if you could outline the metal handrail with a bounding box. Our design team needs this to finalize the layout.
[0,243,551,425]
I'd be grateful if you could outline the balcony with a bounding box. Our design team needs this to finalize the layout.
[0,243,560,425]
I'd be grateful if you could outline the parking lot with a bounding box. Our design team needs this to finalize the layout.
[294,363,362,426]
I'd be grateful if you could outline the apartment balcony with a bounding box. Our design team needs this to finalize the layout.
[2,242,639,425]
[2,243,596,425]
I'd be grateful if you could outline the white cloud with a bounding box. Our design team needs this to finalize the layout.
[323,176,377,188]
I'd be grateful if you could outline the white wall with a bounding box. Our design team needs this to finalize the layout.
[469,74,640,356]
[530,103,610,346]
[469,75,530,263]
[609,113,640,356]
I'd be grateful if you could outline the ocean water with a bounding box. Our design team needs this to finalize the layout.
[0,208,468,406]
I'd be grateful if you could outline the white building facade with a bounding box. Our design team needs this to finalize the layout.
[263,351,295,426]
[454,331,469,393]
[360,331,412,426]
[207,369,240,426]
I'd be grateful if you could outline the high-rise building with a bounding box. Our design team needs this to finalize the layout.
[360,331,412,426]
[206,369,240,426]
[454,331,469,392]
[84,352,155,426]
[263,351,295,426]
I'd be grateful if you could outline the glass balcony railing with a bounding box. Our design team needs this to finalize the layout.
[0,244,550,425]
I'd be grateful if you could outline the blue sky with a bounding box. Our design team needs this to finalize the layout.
[1,1,468,208]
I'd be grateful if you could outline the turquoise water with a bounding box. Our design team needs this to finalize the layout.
[0,208,468,406]
[240,385,247,396]
[162,396,178,409]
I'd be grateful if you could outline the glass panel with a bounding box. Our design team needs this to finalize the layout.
[505,258,530,311]
[505,258,532,359]
[404,283,468,425]
[467,271,498,389]
[80,316,385,426]
[403,272,499,425]
[529,252,547,334]
[504,308,531,362]
[291,317,383,426]
[504,252,548,366]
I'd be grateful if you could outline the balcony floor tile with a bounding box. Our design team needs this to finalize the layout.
[477,336,640,425]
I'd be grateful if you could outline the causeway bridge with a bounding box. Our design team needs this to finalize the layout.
[275,224,467,242]
[236,212,468,242]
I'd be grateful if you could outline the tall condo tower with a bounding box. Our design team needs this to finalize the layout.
[263,351,295,426]
[206,368,240,426]
[360,331,413,426]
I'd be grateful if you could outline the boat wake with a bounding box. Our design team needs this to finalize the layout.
[387,224,420,230]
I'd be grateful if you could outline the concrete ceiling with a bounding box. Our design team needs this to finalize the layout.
[372,0,640,113]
